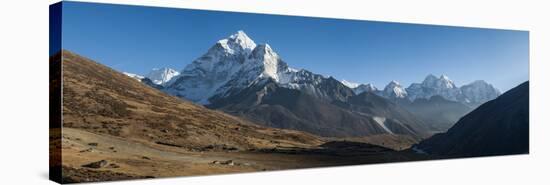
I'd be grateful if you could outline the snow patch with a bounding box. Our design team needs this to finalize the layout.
[412,146,427,154]
[123,72,144,81]
[341,79,359,88]
[373,116,393,134]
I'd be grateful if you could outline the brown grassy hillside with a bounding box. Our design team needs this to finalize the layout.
[61,50,323,151]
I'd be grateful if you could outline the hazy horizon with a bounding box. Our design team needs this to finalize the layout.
[61,2,529,92]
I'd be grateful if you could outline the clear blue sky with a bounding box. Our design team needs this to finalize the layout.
[61,1,529,92]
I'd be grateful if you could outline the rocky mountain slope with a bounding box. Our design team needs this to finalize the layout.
[207,78,428,139]
[414,81,529,157]
[334,92,431,138]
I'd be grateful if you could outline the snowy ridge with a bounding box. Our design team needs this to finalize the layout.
[123,72,144,81]
[341,80,359,88]
[372,116,393,134]
[146,67,180,85]
[365,74,501,105]
[353,83,378,94]
[404,74,500,105]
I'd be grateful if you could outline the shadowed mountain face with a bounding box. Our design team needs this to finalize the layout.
[415,81,529,157]
[61,50,324,151]
[401,95,473,132]
[334,92,431,138]
[207,79,430,139]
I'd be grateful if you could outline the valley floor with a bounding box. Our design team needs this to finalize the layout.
[56,128,431,183]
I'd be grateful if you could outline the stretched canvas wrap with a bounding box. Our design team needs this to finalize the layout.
[49,1,530,184]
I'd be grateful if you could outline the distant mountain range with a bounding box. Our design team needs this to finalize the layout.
[345,74,501,107]
[124,31,500,107]
[122,30,505,139]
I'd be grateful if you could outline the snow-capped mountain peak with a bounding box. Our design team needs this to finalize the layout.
[468,80,491,86]
[163,31,261,103]
[406,74,460,101]
[438,75,456,88]
[146,67,180,85]
[383,80,407,98]
[460,80,501,104]
[217,30,257,54]
[353,83,378,94]
[164,30,357,104]
[422,74,438,86]
[440,74,450,81]
[420,74,455,89]
[341,80,360,88]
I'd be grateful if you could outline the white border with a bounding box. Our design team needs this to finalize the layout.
[1,0,549,184]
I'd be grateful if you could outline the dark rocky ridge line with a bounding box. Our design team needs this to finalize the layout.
[415,81,529,157]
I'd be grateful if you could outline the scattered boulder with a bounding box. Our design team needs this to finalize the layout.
[225,160,235,166]
[155,141,182,148]
[222,145,239,151]
[211,160,237,166]
[141,156,151,160]
[204,145,215,150]
[88,143,98,146]
[200,144,239,152]
[82,160,108,169]
[79,148,93,153]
